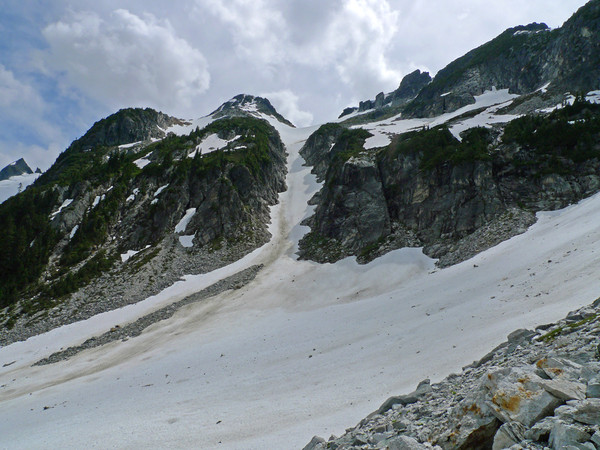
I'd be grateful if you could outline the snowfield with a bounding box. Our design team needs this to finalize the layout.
[0,172,40,204]
[2,115,600,449]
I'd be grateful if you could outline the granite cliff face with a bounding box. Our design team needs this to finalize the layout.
[300,100,600,265]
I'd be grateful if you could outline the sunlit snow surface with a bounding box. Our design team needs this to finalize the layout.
[0,173,40,204]
[3,112,600,449]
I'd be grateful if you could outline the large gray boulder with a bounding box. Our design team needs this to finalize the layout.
[483,367,563,427]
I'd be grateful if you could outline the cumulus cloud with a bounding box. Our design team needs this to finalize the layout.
[0,65,44,112]
[260,90,313,127]
[42,9,210,114]
[201,0,288,68]
[200,0,402,97]
[306,0,402,95]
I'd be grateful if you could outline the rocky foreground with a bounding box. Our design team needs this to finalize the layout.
[305,299,600,450]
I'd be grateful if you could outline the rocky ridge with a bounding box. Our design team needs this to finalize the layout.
[339,70,432,119]
[304,298,600,450]
[340,1,600,122]
[0,158,34,181]
[211,94,295,127]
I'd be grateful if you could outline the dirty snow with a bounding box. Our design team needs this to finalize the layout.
[153,184,169,197]
[118,141,142,149]
[195,133,243,155]
[120,245,151,263]
[69,225,79,239]
[134,157,152,169]
[175,208,197,233]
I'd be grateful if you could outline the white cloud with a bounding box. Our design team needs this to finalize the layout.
[260,90,313,127]
[0,141,64,173]
[200,0,288,68]
[0,64,66,164]
[0,65,45,111]
[310,0,402,95]
[200,0,402,98]
[42,9,210,115]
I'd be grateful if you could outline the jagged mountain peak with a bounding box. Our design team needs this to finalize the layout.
[339,69,431,119]
[210,94,295,127]
[0,158,33,181]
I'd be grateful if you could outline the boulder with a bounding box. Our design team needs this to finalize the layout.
[586,377,600,398]
[549,421,591,449]
[302,436,325,450]
[571,399,600,425]
[536,357,582,381]
[387,435,429,450]
[492,421,527,450]
[374,379,432,415]
[484,368,563,427]
[539,378,587,401]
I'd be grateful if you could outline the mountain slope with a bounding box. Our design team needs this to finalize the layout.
[2,113,600,449]
[300,97,600,265]
[3,2,600,449]
[0,100,287,341]
[342,0,600,121]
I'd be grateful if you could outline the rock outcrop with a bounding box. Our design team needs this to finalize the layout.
[339,70,432,119]
[404,1,600,118]
[305,300,600,450]
[300,100,600,265]
[0,158,33,181]
[211,94,295,127]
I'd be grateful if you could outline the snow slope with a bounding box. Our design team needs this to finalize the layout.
[359,88,519,149]
[2,115,600,449]
[0,172,40,204]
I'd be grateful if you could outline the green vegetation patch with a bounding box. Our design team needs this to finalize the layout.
[503,97,600,163]
[331,128,373,162]
[390,126,492,170]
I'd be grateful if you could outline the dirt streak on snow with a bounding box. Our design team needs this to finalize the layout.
[2,117,600,450]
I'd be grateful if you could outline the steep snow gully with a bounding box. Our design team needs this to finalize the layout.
[2,117,600,449]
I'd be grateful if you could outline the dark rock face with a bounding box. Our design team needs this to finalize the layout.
[299,121,600,264]
[339,70,431,118]
[0,158,33,181]
[391,70,433,105]
[126,124,287,250]
[546,0,600,93]
[75,108,183,149]
[0,107,288,335]
[309,157,391,254]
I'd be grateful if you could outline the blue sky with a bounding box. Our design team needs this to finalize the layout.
[0,0,590,171]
